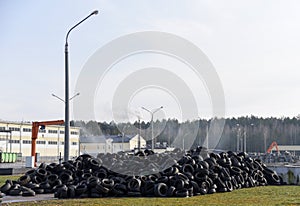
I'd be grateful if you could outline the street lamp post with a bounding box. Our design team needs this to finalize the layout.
[64,10,98,161]
[236,124,240,152]
[141,106,163,150]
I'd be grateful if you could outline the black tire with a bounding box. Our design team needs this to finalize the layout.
[33,187,44,194]
[127,178,141,192]
[182,164,194,174]
[9,189,22,196]
[194,173,208,183]
[95,183,110,194]
[0,182,11,193]
[267,173,281,185]
[231,177,238,189]
[40,182,51,190]
[225,181,233,192]
[95,169,107,179]
[82,173,93,180]
[87,176,100,188]
[19,175,30,186]
[167,186,176,197]
[75,184,87,196]
[102,178,114,189]
[215,178,226,189]
[230,166,242,176]
[175,188,189,197]
[154,183,168,197]
[157,176,169,184]
[190,181,200,195]
[207,188,216,194]
[47,174,58,186]
[89,158,100,170]
[141,181,155,196]
[22,189,35,197]
[57,185,68,199]
[112,183,127,196]
[60,172,73,184]
[68,185,76,198]
[198,161,209,170]
[174,179,185,190]
[31,175,43,184]
[36,168,47,178]
[195,168,209,176]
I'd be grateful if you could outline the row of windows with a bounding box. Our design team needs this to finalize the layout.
[48,141,57,145]
[23,140,31,144]
[0,127,78,135]
[9,127,20,131]
[48,130,57,134]
[21,140,75,145]
[23,128,32,132]
[9,140,20,144]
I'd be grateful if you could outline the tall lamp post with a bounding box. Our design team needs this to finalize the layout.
[141,106,163,150]
[64,10,98,161]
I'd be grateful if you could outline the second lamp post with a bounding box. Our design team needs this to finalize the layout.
[142,106,163,150]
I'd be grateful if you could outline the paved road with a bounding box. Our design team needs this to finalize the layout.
[2,194,56,204]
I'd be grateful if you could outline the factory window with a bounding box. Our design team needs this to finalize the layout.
[23,140,31,144]
[48,130,58,134]
[60,130,64,134]
[9,140,20,144]
[60,141,64,145]
[0,127,6,131]
[23,128,32,132]
[48,141,58,145]
[72,142,77,146]
[71,131,78,135]
[39,129,46,133]
[37,141,46,144]
[9,127,20,131]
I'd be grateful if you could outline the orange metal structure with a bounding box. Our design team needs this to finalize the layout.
[31,120,64,166]
[266,141,280,154]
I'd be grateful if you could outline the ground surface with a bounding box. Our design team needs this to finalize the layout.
[0,176,300,205]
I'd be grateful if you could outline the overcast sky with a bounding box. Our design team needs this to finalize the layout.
[1,0,300,122]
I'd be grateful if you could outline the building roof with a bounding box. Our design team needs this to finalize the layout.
[80,136,107,143]
[80,134,136,143]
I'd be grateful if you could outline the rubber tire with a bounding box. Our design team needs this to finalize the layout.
[19,175,30,186]
[0,182,11,193]
[154,183,168,197]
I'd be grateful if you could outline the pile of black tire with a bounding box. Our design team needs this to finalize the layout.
[0,147,283,199]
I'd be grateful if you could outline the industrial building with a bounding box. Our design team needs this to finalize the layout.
[0,121,80,160]
[80,134,146,157]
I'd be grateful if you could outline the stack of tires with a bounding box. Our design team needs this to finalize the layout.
[0,148,283,199]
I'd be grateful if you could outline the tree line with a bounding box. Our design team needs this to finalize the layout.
[73,115,300,153]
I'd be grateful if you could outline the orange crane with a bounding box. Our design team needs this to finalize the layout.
[31,120,64,166]
[266,141,280,154]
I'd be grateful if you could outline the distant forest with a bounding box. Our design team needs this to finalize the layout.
[72,115,300,153]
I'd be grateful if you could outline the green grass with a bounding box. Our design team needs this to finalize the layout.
[0,176,299,206]
[0,175,20,185]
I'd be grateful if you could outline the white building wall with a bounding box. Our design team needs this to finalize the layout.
[0,121,80,158]
[129,135,146,150]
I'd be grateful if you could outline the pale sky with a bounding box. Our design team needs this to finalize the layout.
[1,0,300,122]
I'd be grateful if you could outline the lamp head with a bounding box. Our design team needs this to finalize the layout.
[92,10,99,15]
